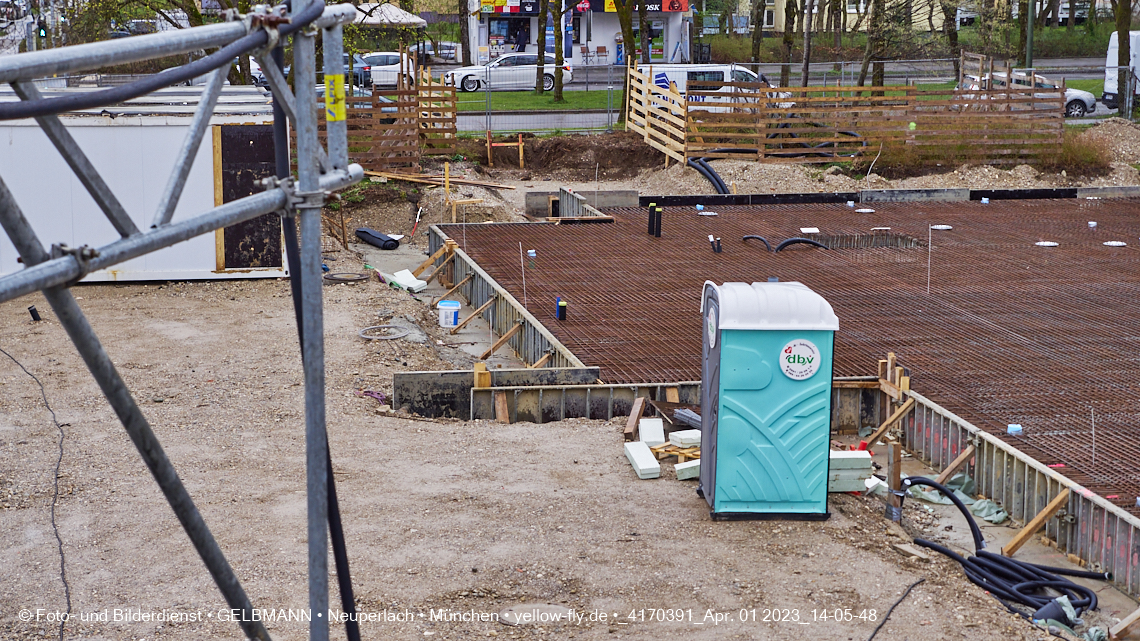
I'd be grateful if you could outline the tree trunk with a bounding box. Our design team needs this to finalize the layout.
[639,0,650,62]
[1067,0,1075,29]
[941,0,959,79]
[617,0,636,122]
[781,0,797,86]
[536,0,549,92]
[1016,0,1028,65]
[752,0,766,65]
[801,0,814,86]
[460,0,472,65]
[553,1,565,100]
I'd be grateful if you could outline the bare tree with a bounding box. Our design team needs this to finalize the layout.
[551,0,568,100]
[801,0,814,86]
[536,0,550,92]
[614,0,637,121]
[780,0,797,86]
[638,0,650,62]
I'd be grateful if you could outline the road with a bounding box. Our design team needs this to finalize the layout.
[432,57,1107,91]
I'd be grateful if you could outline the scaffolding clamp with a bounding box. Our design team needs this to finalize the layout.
[51,243,99,280]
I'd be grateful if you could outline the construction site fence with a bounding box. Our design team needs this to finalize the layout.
[428,225,586,370]
[627,65,1065,166]
[313,69,457,173]
[901,389,1140,599]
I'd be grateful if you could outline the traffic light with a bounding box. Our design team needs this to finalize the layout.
[37,21,46,38]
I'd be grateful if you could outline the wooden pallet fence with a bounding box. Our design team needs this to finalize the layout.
[418,69,457,156]
[685,82,914,163]
[625,65,686,165]
[315,86,422,172]
[624,67,1064,166]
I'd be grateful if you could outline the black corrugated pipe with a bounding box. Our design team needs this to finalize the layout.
[686,159,727,194]
[901,477,1105,619]
[697,159,729,194]
[774,237,829,252]
[742,235,772,251]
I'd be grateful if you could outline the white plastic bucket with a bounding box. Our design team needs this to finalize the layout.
[437,300,460,328]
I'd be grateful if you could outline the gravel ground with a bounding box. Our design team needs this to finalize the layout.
[1,267,1056,641]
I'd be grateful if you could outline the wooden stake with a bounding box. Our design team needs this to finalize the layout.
[624,397,647,441]
[479,320,524,360]
[865,397,915,446]
[1002,488,1071,557]
[517,132,524,169]
[485,131,493,167]
[494,391,510,423]
[451,297,495,335]
[887,441,903,522]
[935,444,976,485]
[473,362,491,389]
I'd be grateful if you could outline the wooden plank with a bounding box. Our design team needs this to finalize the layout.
[479,320,524,360]
[494,391,510,423]
[451,297,495,335]
[935,444,976,485]
[412,245,449,277]
[866,397,915,446]
[434,273,473,306]
[1002,488,1070,557]
[624,396,647,442]
[833,380,881,389]
[1110,605,1140,639]
[528,352,552,369]
[423,258,450,285]
[665,387,680,403]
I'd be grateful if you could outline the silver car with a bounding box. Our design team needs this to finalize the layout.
[960,72,1096,118]
[444,52,573,92]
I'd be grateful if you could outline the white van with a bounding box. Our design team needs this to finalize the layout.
[635,63,770,94]
[1102,31,1140,110]
[636,63,791,112]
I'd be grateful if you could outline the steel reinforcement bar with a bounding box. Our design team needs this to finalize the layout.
[428,225,585,369]
[901,389,1140,598]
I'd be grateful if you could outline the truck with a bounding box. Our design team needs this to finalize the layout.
[1102,30,1140,110]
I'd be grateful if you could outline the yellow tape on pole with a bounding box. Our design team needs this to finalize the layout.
[325,74,346,122]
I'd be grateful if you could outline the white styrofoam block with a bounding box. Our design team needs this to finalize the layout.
[669,429,701,448]
[624,441,661,479]
[391,269,428,293]
[675,459,701,480]
[829,450,873,470]
[638,418,666,447]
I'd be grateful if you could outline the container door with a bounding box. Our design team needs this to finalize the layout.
[699,288,720,507]
[713,329,832,516]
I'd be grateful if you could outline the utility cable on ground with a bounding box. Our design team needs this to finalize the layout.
[0,344,71,641]
[866,577,924,641]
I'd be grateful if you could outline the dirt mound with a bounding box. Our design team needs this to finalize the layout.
[457,132,661,181]
[1081,117,1140,163]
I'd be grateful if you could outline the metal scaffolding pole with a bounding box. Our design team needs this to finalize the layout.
[0,4,360,640]
[292,0,330,639]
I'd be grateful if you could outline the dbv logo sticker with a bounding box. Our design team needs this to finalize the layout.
[780,339,821,380]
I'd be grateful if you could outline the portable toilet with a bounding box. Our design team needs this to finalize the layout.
[698,281,839,520]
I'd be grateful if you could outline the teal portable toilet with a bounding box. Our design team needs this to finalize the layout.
[698,281,839,520]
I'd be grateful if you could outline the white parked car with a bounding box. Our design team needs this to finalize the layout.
[360,51,416,87]
[444,53,573,92]
[959,72,1096,118]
